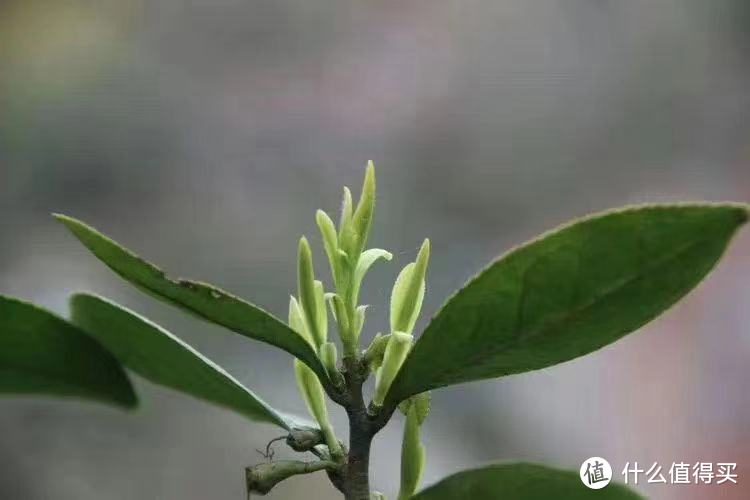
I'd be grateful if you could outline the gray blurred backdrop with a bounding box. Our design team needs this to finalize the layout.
[1,1,750,499]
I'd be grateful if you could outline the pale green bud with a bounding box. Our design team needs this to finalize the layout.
[294,359,328,429]
[316,209,341,286]
[353,305,368,343]
[288,296,314,347]
[313,280,328,346]
[320,341,344,387]
[398,391,431,425]
[352,248,392,308]
[363,333,391,370]
[327,293,348,329]
[352,161,376,258]
[298,237,323,349]
[328,293,354,355]
[373,331,413,406]
[294,359,342,459]
[397,405,425,500]
[338,187,356,257]
[390,239,430,334]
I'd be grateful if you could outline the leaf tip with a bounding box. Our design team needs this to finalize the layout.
[734,203,749,223]
[364,160,376,184]
[52,212,76,228]
[298,235,312,256]
[707,202,749,225]
[418,238,430,260]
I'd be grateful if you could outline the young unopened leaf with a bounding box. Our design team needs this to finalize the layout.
[70,293,306,430]
[298,237,324,349]
[398,391,431,425]
[352,248,393,306]
[353,305,368,340]
[316,209,341,284]
[398,405,426,500]
[363,333,390,370]
[373,332,413,407]
[0,296,136,408]
[313,280,328,346]
[54,214,330,386]
[387,204,748,405]
[412,463,643,500]
[390,239,430,335]
[351,161,376,258]
[288,296,314,348]
[338,187,356,258]
[294,359,342,458]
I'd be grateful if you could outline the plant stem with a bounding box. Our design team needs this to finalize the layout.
[340,356,375,500]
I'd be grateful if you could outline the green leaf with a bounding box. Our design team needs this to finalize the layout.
[54,214,329,385]
[411,463,643,500]
[70,293,305,430]
[0,295,136,408]
[387,204,748,404]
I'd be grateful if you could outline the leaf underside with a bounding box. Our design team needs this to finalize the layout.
[0,295,137,408]
[54,214,329,384]
[70,293,309,430]
[412,463,643,500]
[387,204,748,405]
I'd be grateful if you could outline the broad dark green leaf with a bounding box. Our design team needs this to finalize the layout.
[0,295,136,408]
[412,463,643,500]
[70,293,311,431]
[54,214,329,385]
[387,204,748,404]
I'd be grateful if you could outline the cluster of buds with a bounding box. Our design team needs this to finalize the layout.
[287,163,429,494]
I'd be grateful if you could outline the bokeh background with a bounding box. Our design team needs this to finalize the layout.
[2,0,750,499]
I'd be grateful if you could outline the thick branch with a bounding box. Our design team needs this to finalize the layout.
[339,356,377,500]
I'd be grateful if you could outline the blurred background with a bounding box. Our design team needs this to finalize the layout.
[1,0,749,498]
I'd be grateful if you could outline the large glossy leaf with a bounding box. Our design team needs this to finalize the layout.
[70,293,311,431]
[0,295,136,408]
[412,463,643,500]
[54,214,329,385]
[387,204,747,404]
